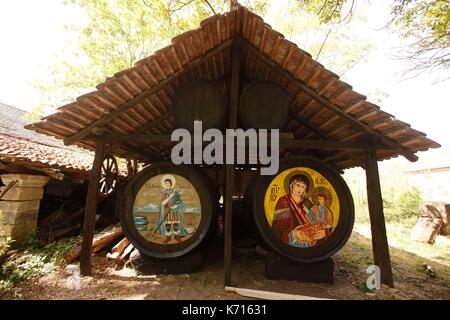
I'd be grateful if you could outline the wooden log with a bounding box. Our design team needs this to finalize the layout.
[80,135,106,275]
[106,237,129,261]
[111,237,129,254]
[65,246,82,264]
[224,286,332,300]
[119,243,134,262]
[92,225,123,253]
[66,224,123,264]
[106,251,121,261]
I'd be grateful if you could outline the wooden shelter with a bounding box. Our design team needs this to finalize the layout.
[26,5,440,287]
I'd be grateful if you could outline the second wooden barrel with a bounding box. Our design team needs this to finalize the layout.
[120,161,217,258]
[239,81,290,129]
[251,157,355,263]
[172,79,227,131]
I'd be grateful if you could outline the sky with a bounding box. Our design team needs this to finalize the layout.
[0,0,448,167]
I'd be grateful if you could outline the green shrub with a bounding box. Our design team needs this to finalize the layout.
[0,236,80,290]
[384,187,422,223]
[0,238,13,257]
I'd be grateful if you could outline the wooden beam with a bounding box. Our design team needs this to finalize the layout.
[289,112,366,168]
[240,38,418,162]
[224,43,240,287]
[64,39,234,146]
[365,145,394,287]
[0,161,66,180]
[279,139,368,151]
[80,135,106,276]
[105,133,173,144]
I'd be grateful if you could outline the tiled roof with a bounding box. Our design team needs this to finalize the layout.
[0,102,93,176]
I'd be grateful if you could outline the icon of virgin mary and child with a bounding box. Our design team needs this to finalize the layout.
[156,175,187,244]
[272,174,334,248]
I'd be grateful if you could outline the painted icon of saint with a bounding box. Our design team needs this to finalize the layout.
[310,193,334,239]
[272,174,326,248]
[156,175,187,244]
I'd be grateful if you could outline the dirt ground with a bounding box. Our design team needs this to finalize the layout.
[1,229,449,300]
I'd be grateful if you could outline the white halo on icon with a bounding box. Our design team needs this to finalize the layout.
[160,174,176,189]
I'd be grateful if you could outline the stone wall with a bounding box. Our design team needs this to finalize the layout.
[0,174,50,245]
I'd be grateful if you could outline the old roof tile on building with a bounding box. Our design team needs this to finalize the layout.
[0,102,93,177]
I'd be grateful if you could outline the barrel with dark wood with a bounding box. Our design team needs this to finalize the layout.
[251,157,354,263]
[239,81,290,130]
[172,79,227,131]
[120,161,216,258]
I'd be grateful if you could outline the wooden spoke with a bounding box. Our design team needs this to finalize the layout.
[98,155,118,197]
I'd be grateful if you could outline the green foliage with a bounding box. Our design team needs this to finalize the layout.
[391,0,450,72]
[296,0,354,23]
[384,187,422,223]
[267,0,374,76]
[0,236,80,290]
[355,280,375,293]
[0,238,13,257]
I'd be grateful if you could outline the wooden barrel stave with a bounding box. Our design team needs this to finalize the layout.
[172,79,227,131]
[239,81,290,130]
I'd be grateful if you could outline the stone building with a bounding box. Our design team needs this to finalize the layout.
[0,102,93,244]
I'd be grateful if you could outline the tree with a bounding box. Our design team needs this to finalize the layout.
[389,0,450,75]
[271,0,372,76]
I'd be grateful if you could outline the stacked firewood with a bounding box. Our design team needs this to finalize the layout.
[64,224,135,266]
[410,202,450,244]
[65,224,123,263]
[39,200,85,242]
[106,237,134,264]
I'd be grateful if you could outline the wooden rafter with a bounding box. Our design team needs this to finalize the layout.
[289,112,366,167]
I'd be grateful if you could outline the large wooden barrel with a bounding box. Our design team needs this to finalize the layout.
[120,161,217,258]
[172,79,227,131]
[239,81,290,129]
[251,157,354,263]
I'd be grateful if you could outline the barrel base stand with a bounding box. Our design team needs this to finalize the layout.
[265,251,334,283]
[130,249,203,275]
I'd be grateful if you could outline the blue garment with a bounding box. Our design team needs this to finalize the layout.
[288,231,314,248]
[157,189,187,237]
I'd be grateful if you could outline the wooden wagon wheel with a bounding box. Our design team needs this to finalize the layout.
[99,155,118,197]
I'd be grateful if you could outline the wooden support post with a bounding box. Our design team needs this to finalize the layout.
[80,135,106,275]
[365,146,394,287]
[224,43,240,286]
